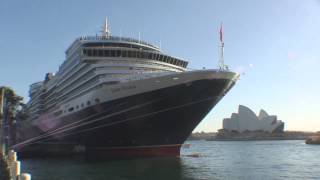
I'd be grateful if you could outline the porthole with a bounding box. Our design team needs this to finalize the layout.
[95,98,100,104]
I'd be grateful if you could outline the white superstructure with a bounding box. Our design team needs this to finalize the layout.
[25,19,189,122]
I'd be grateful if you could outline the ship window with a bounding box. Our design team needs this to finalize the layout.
[54,110,63,116]
[93,49,98,56]
[164,56,168,63]
[142,52,148,59]
[87,49,92,56]
[137,52,141,58]
[111,50,115,57]
[164,56,167,63]
[122,50,127,57]
[159,55,164,62]
[95,98,100,104]
[148,53,152,59]
[173,59,177,65]
[68,107,74,112]
[76,105,79,109]
[116,50,121,57]
[98,50,103,56]
[132,51,137,58]
[87,101,91,106]
[106,50,110,57]
[81,103,84,108]
[128,51,133,57]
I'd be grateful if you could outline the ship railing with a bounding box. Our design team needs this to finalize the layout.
[117,72,175,82]
[78,36,159,49]
[67,35,159,56]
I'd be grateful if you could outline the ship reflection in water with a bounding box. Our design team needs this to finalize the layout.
[21,140,320,180]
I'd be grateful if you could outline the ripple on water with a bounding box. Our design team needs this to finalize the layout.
[21,140,320,180]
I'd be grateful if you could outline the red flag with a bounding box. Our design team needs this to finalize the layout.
[219,23,223,42]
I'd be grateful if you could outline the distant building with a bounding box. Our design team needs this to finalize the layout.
[223,105,284,133]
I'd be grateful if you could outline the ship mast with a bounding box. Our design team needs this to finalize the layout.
[101,18,111,38]
[218,22,228,70]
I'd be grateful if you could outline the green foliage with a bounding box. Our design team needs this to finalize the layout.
[0,155,11,180]
[0,86,24,119]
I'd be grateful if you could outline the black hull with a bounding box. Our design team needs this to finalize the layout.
[15,77,236,158]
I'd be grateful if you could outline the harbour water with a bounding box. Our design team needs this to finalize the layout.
[21,140,320,180]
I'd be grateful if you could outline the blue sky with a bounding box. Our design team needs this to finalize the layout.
[0,0,319,132]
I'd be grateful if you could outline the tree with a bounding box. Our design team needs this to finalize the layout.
[1,87,24,117]
[0,86,24,146]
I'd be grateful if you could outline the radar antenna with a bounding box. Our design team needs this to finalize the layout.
[218,22,228,70]
[101,17,111,38]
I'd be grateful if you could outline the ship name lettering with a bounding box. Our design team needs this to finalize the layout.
[110,85,136,93]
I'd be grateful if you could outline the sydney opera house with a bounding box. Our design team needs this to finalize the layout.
[223,105,284,133]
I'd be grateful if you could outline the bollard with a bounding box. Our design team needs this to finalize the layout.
[8,150,14,160]
[19,173,31,180]
[8,150,17,162]
[9,151,18,178]
[13,151,17,161]
[12,160,21,180]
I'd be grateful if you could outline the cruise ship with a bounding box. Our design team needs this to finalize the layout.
[14,19,239,158]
